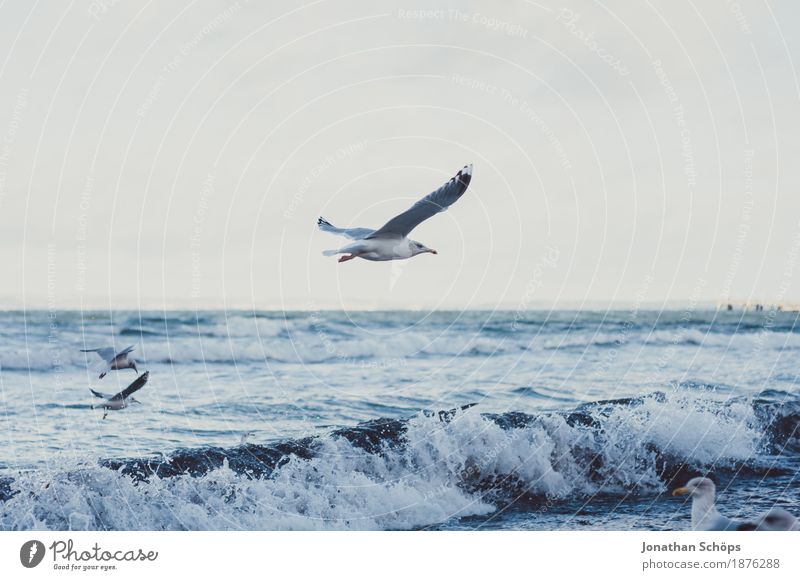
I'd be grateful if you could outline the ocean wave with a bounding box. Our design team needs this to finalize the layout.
[0,330,519,370]
[537,327,800,351]
[4,310,800,372]
[1,391,796,531]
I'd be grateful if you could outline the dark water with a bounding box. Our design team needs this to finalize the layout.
[0,309,797,530]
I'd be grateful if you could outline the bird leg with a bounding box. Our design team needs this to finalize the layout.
[99,372,106,379]
[338,254,357,263]
[103,412,108,420]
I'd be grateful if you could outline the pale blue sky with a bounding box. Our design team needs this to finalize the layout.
[0,0,799,309]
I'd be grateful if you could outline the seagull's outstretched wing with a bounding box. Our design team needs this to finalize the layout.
[367,164,473,239]
[317,217,374,240]
[90,389,113,399]
[81,347,117,362]
[111,371,149,401]
[116,345,136,357]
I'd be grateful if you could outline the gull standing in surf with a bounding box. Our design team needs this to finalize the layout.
[80,344,138,379]
[672,477,741,531]
[674,477,800,531]
[91,371,149,419]
[318,164,473,263]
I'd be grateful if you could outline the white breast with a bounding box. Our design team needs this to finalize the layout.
[358,238,413,261]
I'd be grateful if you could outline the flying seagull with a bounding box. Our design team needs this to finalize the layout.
[672,477,741,531]
[318,164,473,263]
[91,371,149,419]
[80,345,138,379]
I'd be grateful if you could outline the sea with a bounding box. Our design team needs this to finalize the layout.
[0,309,797,531]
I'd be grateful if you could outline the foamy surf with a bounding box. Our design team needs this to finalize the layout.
[1,390,796,531]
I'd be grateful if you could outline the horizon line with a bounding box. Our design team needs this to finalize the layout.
[0,303,785,313]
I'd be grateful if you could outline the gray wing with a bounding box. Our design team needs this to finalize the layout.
[367,164,473,239]
[116,345,136,357]
[112,371,149,401]
[317,217,374,240]
[90,388,112,399]
[81,347,117,362]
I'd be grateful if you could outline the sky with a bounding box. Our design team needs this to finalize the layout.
[0,0,799,310]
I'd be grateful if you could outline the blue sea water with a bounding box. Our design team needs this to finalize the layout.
[0,309,797,530]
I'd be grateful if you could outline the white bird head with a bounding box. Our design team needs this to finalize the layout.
[672,476,716,499]
[410,240,437,256]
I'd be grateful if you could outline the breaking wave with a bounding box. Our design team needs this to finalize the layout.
[1,390,797,530]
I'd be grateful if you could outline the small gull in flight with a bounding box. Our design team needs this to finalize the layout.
[81,344,138,379]
[318,164,473,263]
[91,371,149,419]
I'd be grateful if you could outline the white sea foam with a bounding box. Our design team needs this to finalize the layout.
[0,391,770,530]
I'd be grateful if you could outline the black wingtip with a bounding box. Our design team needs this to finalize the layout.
[318,217,331,228]
[456,164,472,188]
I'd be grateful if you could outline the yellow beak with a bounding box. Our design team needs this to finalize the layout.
[672,487,691,496]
